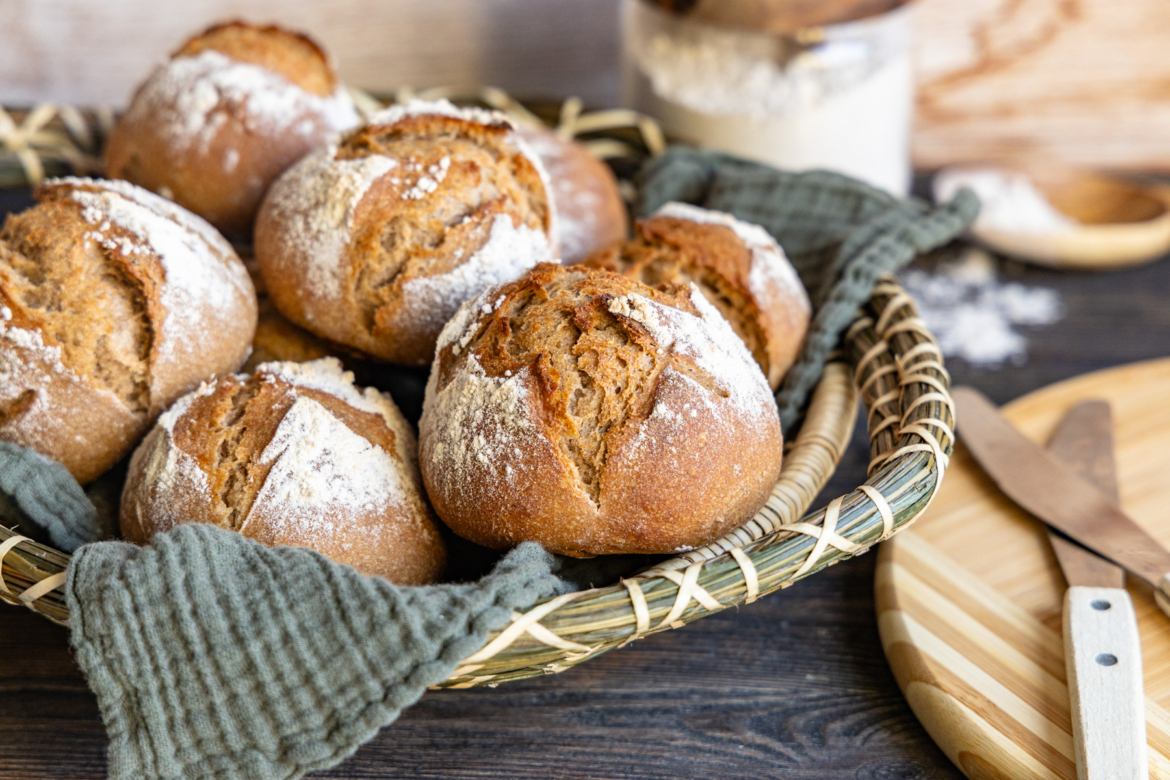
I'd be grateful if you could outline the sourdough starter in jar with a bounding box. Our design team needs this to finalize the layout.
[621,0,914,195]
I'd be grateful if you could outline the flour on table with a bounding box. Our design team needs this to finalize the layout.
[934,168,1078,235]
[899,249,1063,366]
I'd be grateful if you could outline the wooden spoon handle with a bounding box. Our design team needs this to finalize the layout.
[1063,585,1148,780]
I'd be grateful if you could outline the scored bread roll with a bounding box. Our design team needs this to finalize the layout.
[516,125,627,263]
[0,177,257,482]
[121,358,446,584]
[105,21,360,237]
[582,202,810,390]
[255,99,556,366]
[419,263,784,557]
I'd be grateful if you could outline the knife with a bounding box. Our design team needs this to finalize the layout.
[1045,400,1147,780]
[952,386,1170,614]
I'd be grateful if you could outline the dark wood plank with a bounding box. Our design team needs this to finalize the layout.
[4,179,1170,778]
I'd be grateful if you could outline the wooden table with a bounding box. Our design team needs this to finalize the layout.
[2,187,1167,779]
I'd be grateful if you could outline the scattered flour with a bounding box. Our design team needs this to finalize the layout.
[123,49,359,154]
[900,249,1063,366]
[934,168,1078,235]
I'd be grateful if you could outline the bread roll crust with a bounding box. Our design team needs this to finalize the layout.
[104,21,360,237]
[419,263,784,557]
[0,178,257,482]
[122,359,446,584]
[583,203,811,389]
[255,100,556,366]
[516,125,627,263]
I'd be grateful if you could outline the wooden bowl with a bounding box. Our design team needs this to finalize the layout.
[938,165,1170,270]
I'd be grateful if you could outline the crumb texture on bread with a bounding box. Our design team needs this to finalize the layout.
[0,178,257,481]
[122,358,445,584]
[420,263,784,557]
[583,203,810,389]
[255,99,556,365]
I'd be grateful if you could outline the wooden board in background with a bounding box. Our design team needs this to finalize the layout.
[911,0,1170,172]
[878,358,1170,779]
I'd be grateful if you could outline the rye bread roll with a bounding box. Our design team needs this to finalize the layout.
[105,21,360,237]
[419,263,784,557]
[582,202,811,390]
[121,358,446,585]
[254,99,556,367]
[516,125,627,263]
[0,177,257,483]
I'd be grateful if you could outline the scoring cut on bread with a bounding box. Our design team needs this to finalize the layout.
[255,98,557,366]
[0,177,257,482]
[121,358,446,585]
[582,202,810,389]
[419,263,784,557]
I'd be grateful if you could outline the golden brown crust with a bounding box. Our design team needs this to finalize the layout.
[516,125,627,263]
[243,298,334,372]
[419,263,784,557]
[255,102,555,366]
[582,211,810,389]
[121,360,446,585]
[104,21,359,237]
[0,178,256,483]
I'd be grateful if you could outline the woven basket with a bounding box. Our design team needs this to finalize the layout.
[0,93,955,688]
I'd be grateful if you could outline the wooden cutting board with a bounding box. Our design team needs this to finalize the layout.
[877,358,1170,780]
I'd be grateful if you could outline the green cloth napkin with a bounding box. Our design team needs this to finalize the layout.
[1,150,977,780]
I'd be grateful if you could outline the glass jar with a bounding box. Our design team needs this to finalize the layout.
[621,0,914,195]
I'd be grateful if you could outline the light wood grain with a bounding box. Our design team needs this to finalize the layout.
[1064,586,1148,780]
[0,0,620,108]
[911,0,1170,172]
[878,358,1170,779]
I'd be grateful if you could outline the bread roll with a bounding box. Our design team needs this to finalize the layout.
[105,21,360,237]
[516,125,627,263]
[582,202,810,389]
[121,358,446,584]
[419,263,784,557]
[0,177,257,482]
[255,99,556,366]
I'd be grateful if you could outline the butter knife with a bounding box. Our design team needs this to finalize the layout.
[952,386,1170,614]
[1045,399,1147,780]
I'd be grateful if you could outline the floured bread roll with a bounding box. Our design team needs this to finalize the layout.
[255,99,556,366]
[0,177,257,482]
[105,21,361,236]
[516,124,627,263]
[419,263,784,557]
[582,202,811,389]
[121,358,446,585]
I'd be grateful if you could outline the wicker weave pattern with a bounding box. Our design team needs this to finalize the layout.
[0,279,953,688]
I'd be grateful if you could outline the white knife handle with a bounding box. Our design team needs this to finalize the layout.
[1064,586,1148,780]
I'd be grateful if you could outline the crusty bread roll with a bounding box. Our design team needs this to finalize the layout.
[105,21,360,237]
[0,177,257,483]
[516,125,627,263]
[254,99,556,367]
[121,358,446,584]
[582,202,811,389]
[419,263,784,557]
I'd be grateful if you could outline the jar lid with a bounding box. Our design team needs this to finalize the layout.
[645,0,912,34]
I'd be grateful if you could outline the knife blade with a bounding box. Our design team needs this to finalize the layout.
[1046,400,1125,590]
[953,386,1170,612]
[1046,400,1147,780]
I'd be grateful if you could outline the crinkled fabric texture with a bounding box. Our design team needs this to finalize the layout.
[637,148,979,428]
[67,526,578,780]
[0,150,978,780]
